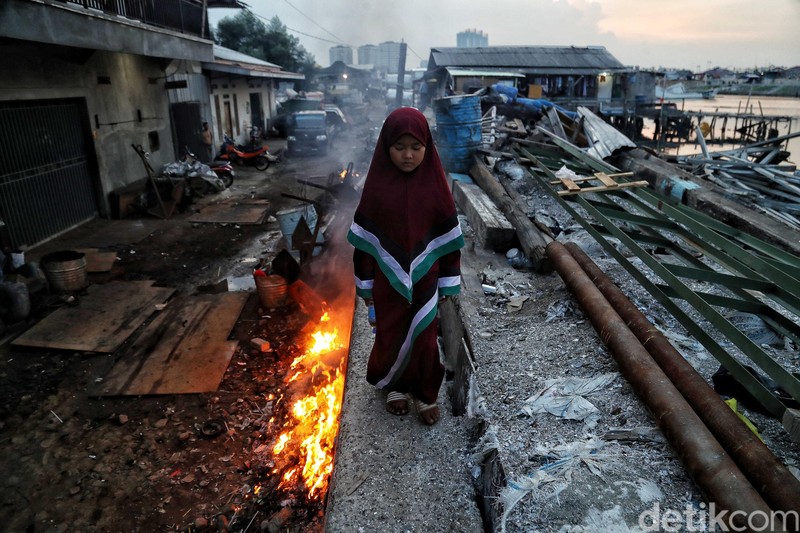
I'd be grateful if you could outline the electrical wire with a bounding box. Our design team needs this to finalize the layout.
[282,0,347,45]
[406,44,424,62]
[246,3,420,63]
[285,25,345,45]
[247,8,348,46]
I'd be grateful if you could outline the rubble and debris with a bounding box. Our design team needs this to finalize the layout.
[3,94,800,533]
[668,133,800,230]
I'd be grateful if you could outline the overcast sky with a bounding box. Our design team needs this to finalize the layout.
[209,0,799,71]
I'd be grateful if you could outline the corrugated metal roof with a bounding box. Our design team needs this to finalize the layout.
[429,46,627,72]
[577,106,636,159]
[213,45,280,68]
[204,45,304,80]
[446,68,525,78]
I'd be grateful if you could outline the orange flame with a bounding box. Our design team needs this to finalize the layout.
[272,315,345,499]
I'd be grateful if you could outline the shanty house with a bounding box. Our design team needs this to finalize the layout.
[313,61,373,106]
[0,0,302,249]
[700,68,737,86]
[200,46,304,148]
[425,45,632,108]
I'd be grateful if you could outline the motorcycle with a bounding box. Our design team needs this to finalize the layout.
[183,146,234,188]
[217,133,271,171]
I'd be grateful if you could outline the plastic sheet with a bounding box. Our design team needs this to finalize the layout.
[520,373,619,428]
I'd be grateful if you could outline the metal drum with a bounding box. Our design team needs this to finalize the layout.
[433,94,482,173]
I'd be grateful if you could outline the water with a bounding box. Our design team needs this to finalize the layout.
[659,94,800,163]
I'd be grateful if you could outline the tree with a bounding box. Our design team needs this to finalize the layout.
[214,11,317,87]
[214,10,267,60]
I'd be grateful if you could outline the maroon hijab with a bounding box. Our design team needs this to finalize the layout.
[352,107,457,265]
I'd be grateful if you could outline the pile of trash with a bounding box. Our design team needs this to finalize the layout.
[161,160,225,196]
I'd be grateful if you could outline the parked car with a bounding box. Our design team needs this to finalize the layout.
[286,110,334,156]
[323,105,348,134]
[272,97,324,137]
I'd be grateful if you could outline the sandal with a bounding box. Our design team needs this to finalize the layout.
[386,391,410,416]
[414,398,441,426]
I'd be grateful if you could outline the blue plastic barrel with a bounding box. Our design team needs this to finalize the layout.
[433,95,482,173]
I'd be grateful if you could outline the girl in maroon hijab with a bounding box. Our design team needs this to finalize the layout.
[347,107,463,425]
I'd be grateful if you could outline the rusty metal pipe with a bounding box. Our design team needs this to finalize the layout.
[546,241,779,530]
[564,241,800,516]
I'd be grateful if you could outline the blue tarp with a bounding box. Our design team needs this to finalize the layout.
[490,84,577,120]
[493,84,519,101]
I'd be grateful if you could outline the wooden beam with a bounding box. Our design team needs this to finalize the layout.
[452,182,515,252]
[469,156,553,273]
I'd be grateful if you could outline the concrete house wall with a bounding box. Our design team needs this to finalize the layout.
[209,77,277,146]
[0,43,178,217]
[0,0,213,235]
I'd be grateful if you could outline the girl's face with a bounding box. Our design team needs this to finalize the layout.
[388,134,426,173]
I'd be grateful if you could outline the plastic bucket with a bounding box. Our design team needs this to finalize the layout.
[41,250,87,292]
[254,273,288,307]
[433,94,482,173]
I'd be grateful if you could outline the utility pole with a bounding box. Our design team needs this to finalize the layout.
[394,41,407,110]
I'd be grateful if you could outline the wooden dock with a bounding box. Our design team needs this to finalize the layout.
[627,103,795,154]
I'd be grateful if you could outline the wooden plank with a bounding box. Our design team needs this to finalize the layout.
[559,177,582,192]
[75,248,118,273]
[497,118,527,136]
[12,281,174,352]
[452,181,515,252]
[548,172,634,186]
[132,143,176,220]
[593,172,619,188]
[783,408,800,444]
[439,297,465,372]
[469,156,552,272]
[445,244,500,416]
[451,338,474,417]
[448,172,473,190]
[94,292,249,395]
[557,180,650,196]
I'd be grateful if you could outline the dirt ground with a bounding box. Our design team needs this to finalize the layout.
[2,99,800,533]
[0,110,378,532]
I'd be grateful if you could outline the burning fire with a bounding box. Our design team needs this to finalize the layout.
[272,312,345,499]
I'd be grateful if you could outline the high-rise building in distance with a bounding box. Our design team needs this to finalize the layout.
[329,45,354,65]
[457,29,488,48]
